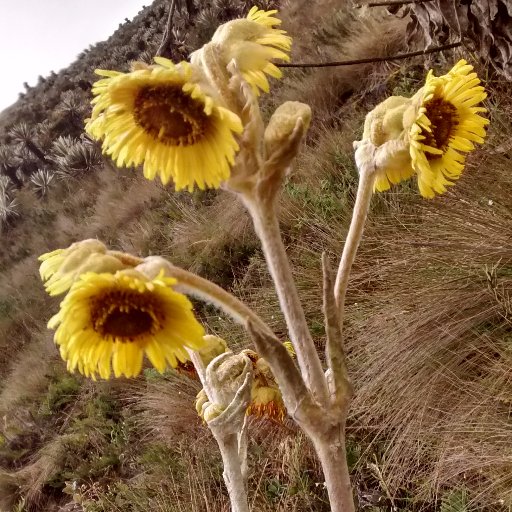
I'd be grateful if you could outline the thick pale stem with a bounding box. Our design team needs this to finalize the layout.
[334,168,375,322]
[243,197,329,404]
[139,257,273,337]
[311,424,355,512]
[248,321,355,512]
[170,266,273,333]
[212,431,250,512]
[322,254,352,402]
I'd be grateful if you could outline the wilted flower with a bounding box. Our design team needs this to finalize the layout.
[48,269,205,379]
[242,349,288,422]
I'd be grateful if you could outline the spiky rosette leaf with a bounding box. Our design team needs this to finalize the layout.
[30,169,55,198]
[50,137,103,178]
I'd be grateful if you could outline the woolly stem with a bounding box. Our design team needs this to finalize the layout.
[243,195,329,404]
[334,166,375,325]
[310,424,355,512]
[212,431,250,512]
[166,264,272,334]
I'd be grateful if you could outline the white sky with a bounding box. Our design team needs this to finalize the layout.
[0,0,150,112]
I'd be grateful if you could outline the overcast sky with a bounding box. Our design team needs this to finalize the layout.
[0,0,149,112]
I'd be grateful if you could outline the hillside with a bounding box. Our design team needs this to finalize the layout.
[0,1,511,511]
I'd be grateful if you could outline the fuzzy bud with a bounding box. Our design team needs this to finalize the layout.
[264,101,311,156]
[198,335,230,367]
[361,96,411,147]
[202,403,225,423]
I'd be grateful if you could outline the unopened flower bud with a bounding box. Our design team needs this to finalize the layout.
[203,403,225,423]
[264,101,311,156]
[198,335,230,367]
[195,389,209,417]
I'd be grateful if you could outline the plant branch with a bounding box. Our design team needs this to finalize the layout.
[334,155,376,327]
[211,431,250,512]
[206,367,253,512]
[278,41,462,68]
[137,256,274,336]
[322,253,352,404]
[246,319,317,422]
[242,196,329,404]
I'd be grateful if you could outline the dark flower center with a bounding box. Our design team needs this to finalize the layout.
[421,97,458,160]
[103,309,154,338]
[134,85,208,146]
[91,291,162,341]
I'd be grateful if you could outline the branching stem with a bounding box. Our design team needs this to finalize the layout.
[243,195,329,404]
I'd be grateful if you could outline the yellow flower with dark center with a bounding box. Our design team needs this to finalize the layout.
[409,59,488,198]
[48,269,205,379]
[201,7,291,95]
[86,60,243,191]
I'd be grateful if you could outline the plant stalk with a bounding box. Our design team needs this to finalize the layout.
[243,196,329,404]
[211,431,250,512]
[310,422,355,512]
[334,167,375,323]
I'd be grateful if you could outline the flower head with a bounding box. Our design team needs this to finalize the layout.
[242,349,287,422]
[409,59,488,198]
[48,269,205,379]
[248,385,286,421]
[86,60,242,191]
[39,239,128,296]
[200,7,291,95]
[264,101,311,153]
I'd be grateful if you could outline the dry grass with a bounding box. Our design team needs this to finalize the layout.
[130,373,203,441]
[275,4,408,129]
[0,335,56,417]
[345,106,512,508]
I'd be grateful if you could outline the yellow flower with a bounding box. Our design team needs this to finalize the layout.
[86,60,243,191]
[48,269,205,379]
[39,240,129,296]
[202,7,291,95]
[247,386,286,422]
[409,59,488,198]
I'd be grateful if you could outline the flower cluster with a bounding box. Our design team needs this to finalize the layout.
[363,60,488,198]
[86,7,291,192]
